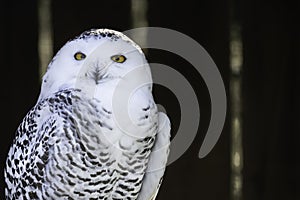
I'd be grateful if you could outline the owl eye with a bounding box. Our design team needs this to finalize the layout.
[111,55,127,63]
[74,52,86,61]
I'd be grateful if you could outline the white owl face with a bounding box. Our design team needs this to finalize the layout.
[39,29,151,101]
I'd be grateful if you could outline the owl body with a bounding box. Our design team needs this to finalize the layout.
[5,29,170,200]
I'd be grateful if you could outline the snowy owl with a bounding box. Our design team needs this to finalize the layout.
[5,29,171,200]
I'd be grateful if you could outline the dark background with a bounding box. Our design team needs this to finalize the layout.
[0,0,299,199]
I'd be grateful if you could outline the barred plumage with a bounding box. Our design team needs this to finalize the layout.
[5,29,170,200]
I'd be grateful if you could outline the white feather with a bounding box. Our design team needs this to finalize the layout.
[137,112,171,200]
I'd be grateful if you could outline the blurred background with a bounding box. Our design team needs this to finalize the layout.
[0,0,299,199]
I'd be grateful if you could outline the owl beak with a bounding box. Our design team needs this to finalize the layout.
[92,70,102,84]
[94,66,106,84]
[85,65,106,85]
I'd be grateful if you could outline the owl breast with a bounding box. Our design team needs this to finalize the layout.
[5,89,157,199]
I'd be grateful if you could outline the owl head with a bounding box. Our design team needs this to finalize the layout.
[39,29,152,101]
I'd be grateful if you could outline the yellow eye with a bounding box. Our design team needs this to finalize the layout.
[111,55,127,63]
[74,52,86,61]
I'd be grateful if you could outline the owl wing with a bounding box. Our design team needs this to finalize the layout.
[4,100,61,199]
[137,112,171,200]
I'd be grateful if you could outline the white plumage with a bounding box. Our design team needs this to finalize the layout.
[5,29,170,200]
